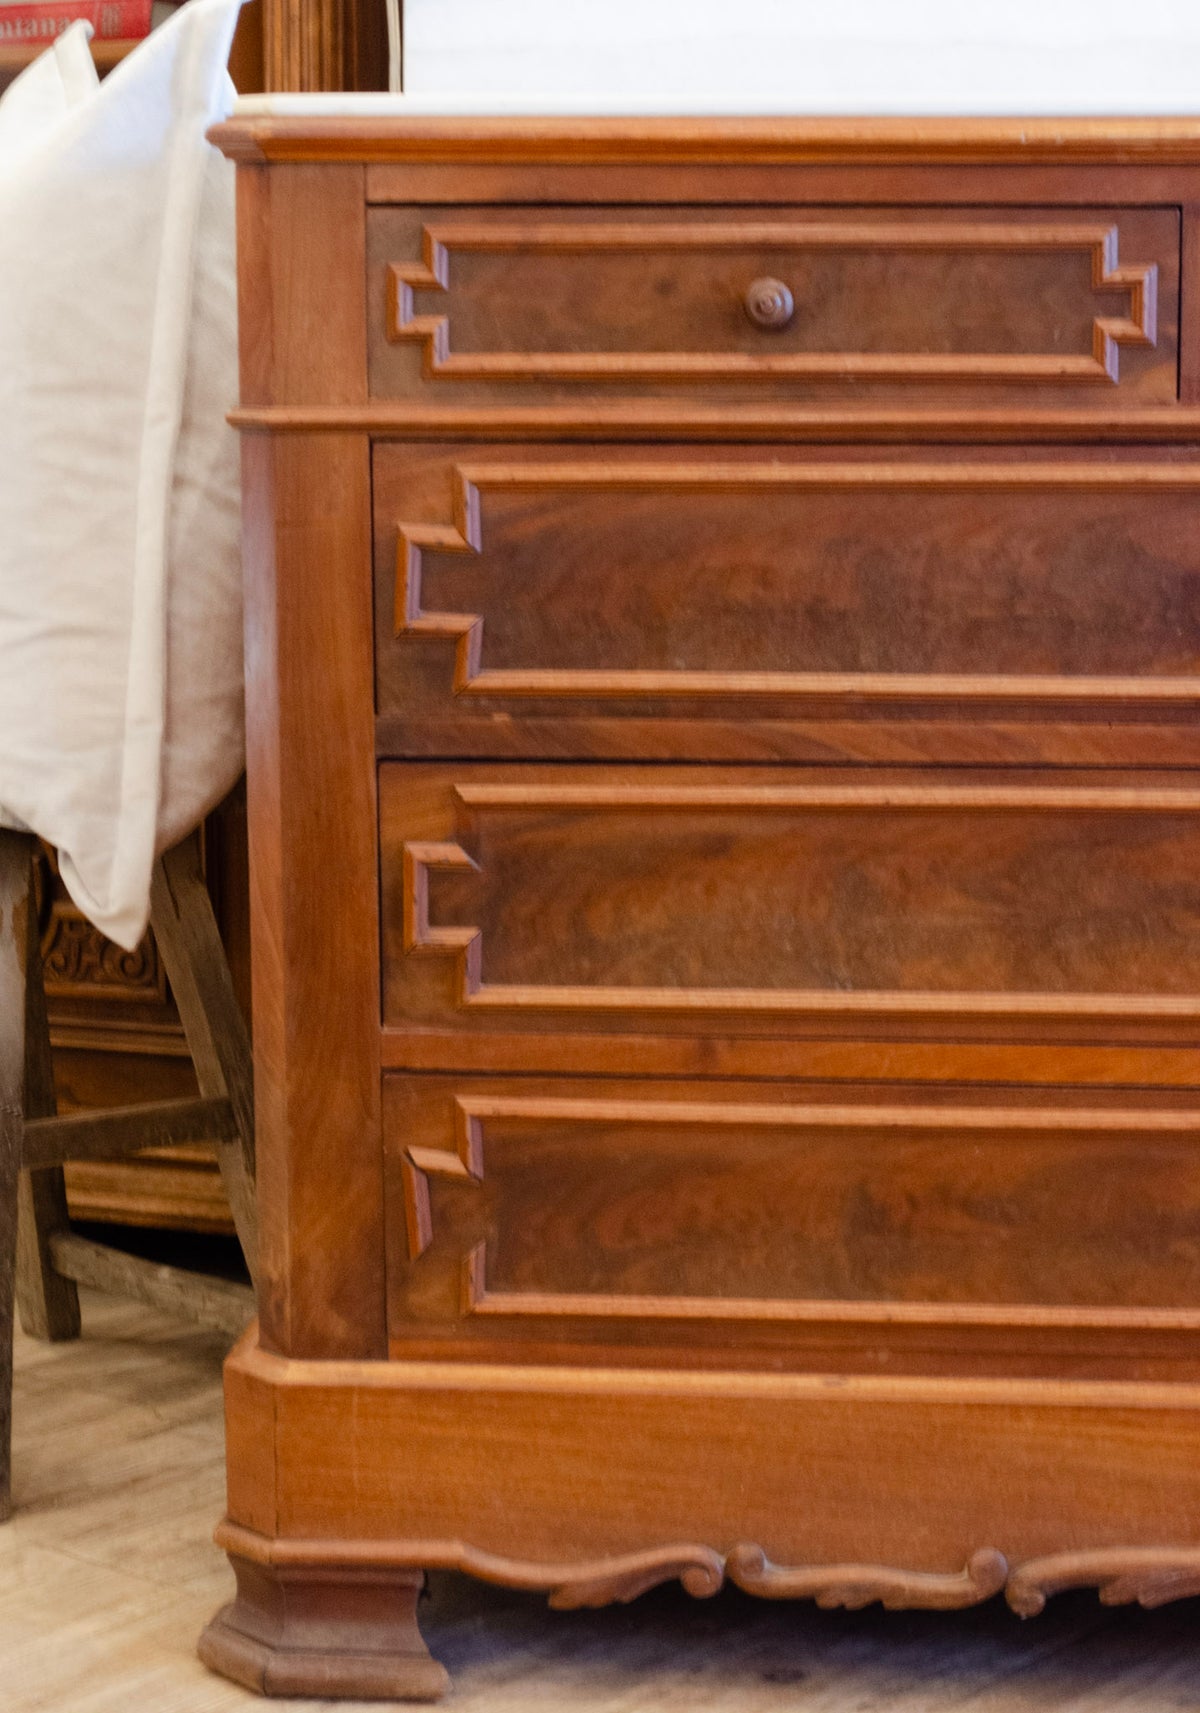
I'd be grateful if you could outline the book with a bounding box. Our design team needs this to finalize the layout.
[0,0,153,43]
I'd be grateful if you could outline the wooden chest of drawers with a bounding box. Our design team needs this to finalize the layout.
[204,113,1200,1699]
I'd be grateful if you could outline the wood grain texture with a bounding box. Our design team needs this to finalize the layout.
[149,841,257,1282]
[262,0,344,94]
[218,1331,1200,1635]
[242,429,384,1359]
[259,0,387,93]
[234,159,383,1359]
[360,158,1200,213]
[62,1145,235,1236]
[209,115,1200,168]
[234,401,1200,438]
[382,1077,1200,1359]
[371,208,1173,407]
[21,1099,237,1171]
[380,764,1200,1056]
[374,713,1200,771]
[374,445,1200,762]
[380,1025,1200,1095]
[235,162,368,409]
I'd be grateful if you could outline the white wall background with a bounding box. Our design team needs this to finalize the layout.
[402,0,1200,113]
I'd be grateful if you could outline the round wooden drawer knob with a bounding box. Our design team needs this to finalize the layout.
[744,277,795,330]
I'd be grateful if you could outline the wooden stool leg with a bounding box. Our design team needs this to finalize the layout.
[150,836,257,1285]
[0,830,29,1520]
[14,848,80,1345]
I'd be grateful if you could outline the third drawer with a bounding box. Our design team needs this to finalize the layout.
[379,760,1200,1086]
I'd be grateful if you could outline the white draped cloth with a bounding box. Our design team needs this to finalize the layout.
[0,0,244,950]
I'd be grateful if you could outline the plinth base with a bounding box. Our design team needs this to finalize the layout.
[198,1555,449,1701]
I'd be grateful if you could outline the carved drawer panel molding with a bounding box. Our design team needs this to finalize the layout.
[373,447,1200,764]
[379,763,1200,1055]
[367,206,1178,408]
[383,1074,1200,1362]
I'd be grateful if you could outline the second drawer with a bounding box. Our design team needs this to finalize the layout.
[373,442,1200,766]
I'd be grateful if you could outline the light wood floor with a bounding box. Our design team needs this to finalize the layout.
[5,1289,1200,1711]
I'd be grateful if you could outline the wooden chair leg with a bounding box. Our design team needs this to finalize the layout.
[14,843,80,1344]
[0,830,29,1521]
[150,836,257,1286]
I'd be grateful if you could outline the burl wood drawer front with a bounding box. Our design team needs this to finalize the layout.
[378,762,1200,1062]
[383,1073,1200,1373]
[372,445,1200,766]
[366,206,1178,409]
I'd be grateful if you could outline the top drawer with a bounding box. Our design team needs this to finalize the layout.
[367,205,1179,411]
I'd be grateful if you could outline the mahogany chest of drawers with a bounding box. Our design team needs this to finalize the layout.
[204,112,1200,1699]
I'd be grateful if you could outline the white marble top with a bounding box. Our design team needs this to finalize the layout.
[232,91,1200,121]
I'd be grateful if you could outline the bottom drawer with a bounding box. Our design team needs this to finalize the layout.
[384,1073,1200,1379]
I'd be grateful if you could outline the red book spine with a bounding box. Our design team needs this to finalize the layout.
[0,0,154,42]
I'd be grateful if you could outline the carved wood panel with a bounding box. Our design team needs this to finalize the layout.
[379,763,1200,1060]
[373,445,1200,764]
[383,1074,1200,1362]
[367,206,1179,407]
[35,846,168,1018]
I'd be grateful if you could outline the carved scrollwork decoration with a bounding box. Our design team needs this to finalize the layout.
[40,909,164,1000]
[1006,1548,1200,1617]
[32,840,165,1004]
[214,1519,1200,1620]
[546,1546,725,1611]
[727,1544,1009,1610]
